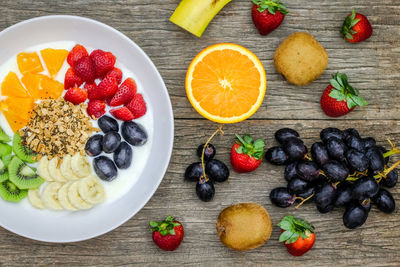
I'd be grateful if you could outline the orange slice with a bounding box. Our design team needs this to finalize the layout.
[40,48,68,77]
[39,76,64,100]
[2,110,30,132]
[1,72,30,98]
[17,52,44,74]
[0,97,34,113]
[186,43,267,123]
[21,73,46,100]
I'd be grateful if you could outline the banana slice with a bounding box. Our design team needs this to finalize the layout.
[68,181,93,210]
[78,176,106,204]
[37,156,54,182]
[71,154,91,178]
[60,155,80,181]
[48,157,68,182]
[41,182,63,210]
[28,189,45,209]
[58,182,78,211]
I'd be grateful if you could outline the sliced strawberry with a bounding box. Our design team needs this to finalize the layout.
[67,44,88,67]
[97,75,118,99]
[105,67,123,84]
[85,83,103,101]
[73,56,96,83]
[64,68,84,90]
[109,78,137,106]
[90,49,116,78]
[110,106,134,121]
[87,100,106,119]
[64,87,88,105]
[126,93,147,119]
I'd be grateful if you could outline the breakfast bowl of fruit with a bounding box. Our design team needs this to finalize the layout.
[0,15,173,242]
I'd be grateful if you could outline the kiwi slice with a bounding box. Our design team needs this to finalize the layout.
[0,158,8,182]
[0,180,28,202]
[0,126,11,143]
[1,154,13,168]
[12,133,36,163]
[8,156,44,189]
[0,143,12,157]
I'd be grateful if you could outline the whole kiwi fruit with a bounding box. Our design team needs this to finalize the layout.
[216,203,272,251]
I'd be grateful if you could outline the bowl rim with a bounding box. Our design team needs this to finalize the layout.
[0,15,174,243]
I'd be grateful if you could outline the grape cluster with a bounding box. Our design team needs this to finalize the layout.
[266,127,398,229]
[184,143,229,202]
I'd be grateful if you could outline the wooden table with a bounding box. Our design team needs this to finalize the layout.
[1,0,399,265]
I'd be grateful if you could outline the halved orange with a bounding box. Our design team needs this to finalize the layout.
[186,43,266,123]
[1,72,30,98]
[17,52,44,74]
[40,48,68,77]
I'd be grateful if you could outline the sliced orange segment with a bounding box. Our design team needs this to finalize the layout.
[0,97,34,114]
[186,43,266,123]
[40,48,68,77]
[17,52,44,74]
[39,76,64,100]
[1,72,30,98]
[2,110,30,132]
[21,73,46,100]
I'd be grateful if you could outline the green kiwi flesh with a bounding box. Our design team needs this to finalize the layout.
[0,143,12,157]
[0,126,10,143]
[1,154,13,168]
[0,159,8,182]
[0,180,27,202]
[12,133,36,163]
[8,156,43,189]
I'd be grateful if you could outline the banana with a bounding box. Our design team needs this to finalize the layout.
[48,157,68,182]
[57,182,78,211]
[41,182,63,210]
[71,153,91,178]
[60,155,80,181]
[28,189,45,209]
[78,176,106,204]
[37,156,54,182]
[68,181,93,210]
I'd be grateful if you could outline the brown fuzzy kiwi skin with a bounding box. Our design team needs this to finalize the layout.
[216,203,272,251]
[274,32,328,86]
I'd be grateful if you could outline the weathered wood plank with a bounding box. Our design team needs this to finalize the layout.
[0,0,399,266]
[0,119,399,266]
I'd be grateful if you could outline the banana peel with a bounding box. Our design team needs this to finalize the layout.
[170,0,232,37]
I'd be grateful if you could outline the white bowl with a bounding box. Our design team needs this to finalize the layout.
[0,15,174,242]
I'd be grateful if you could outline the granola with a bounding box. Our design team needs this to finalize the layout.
[20,98,99,159]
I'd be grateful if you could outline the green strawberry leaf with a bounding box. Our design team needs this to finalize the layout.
[150,215,180,236]
[234,134,265,160]
[329,89,346,101]
[330,78,342,91]
[278,215,314,244]
[252,0,288,14]
[346,96,357,109]
[341,8,360,38]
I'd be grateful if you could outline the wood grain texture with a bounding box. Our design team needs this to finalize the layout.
[0,0,399,266]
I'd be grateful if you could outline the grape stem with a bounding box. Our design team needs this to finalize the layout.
[295,193,315,209]
[200,125,224,182]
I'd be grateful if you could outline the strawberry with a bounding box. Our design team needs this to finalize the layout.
[90,49,116,78]
[106,67,123,84]
[73,56,96,83]
[97,75,118,99]
[278,215,315,257]
[110,106,134,121]
[230,134,265,173]
[126,94,147,119]
[64,87,88,105]
[341,9,373,43]
[150,215,184,251]
[320,72,368,117]
[67,44,88,67]
[109,78,137,106]
[87,100,106,119]
[64,68,84,90]
[251,0,288,36]
[85,83,104,101]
